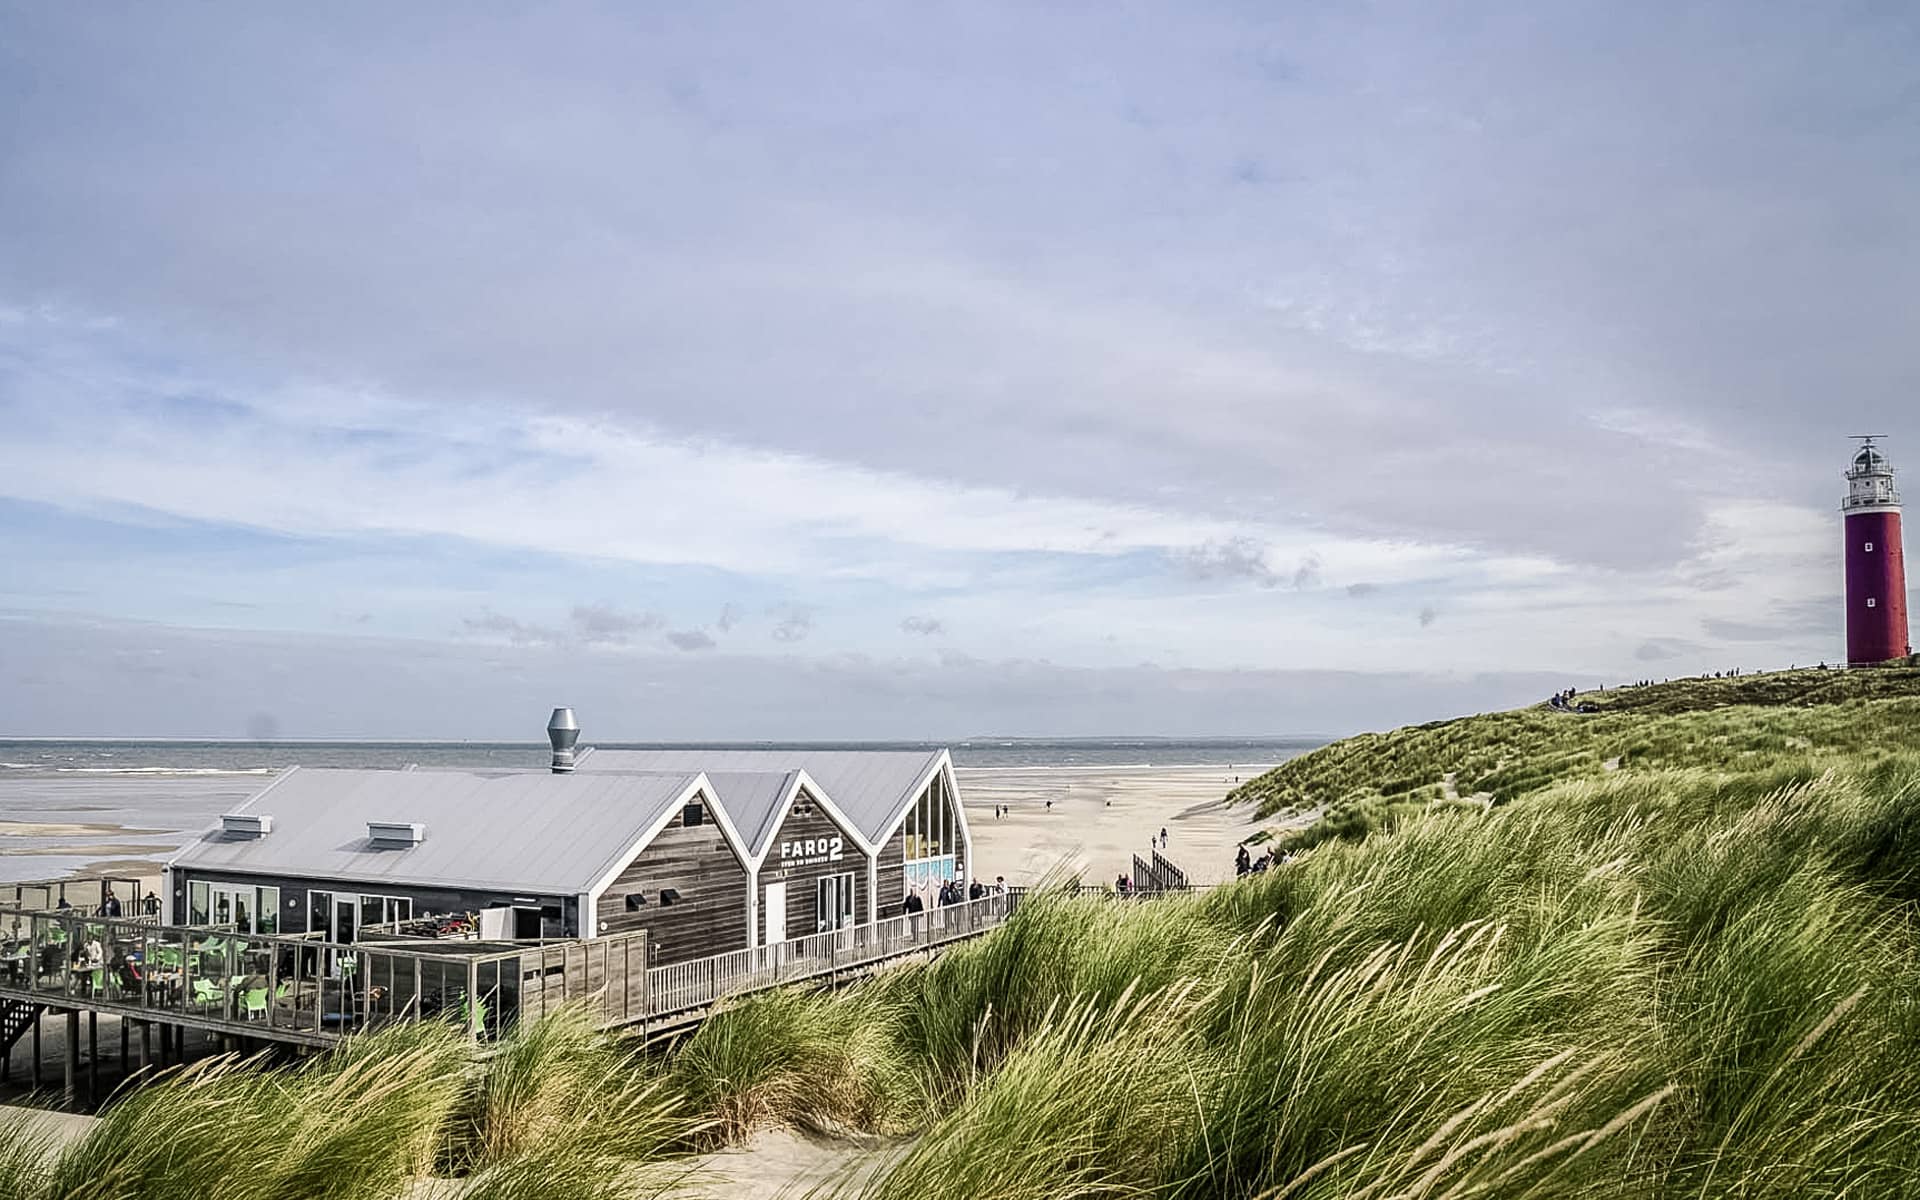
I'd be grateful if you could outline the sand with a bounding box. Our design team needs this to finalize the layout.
[958,763,1266,889]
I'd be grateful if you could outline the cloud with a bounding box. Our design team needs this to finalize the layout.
[1290,553,1323,590]
[1346,582,1379,597]
[716,603,743,633]
[900,615,945,636]
[1417,606,1438,628]
[1634,637,1694,661]
[1175,540,1322,590]
[0,612,1586,740]
[463,610,562,646]
[770,605,814,643]
[666,629,716,652]
[570,603,664,644]
[1701,617,1799,642]
[1177,538,1278,586]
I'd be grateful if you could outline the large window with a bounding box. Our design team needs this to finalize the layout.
[900,774,959,890]
[306,889,409,940]
[187,881,284,935]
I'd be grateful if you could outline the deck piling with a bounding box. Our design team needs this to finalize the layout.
[63,1009,77,1108]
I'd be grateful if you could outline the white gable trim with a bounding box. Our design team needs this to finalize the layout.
[941,751,974,885]
[581,774,751,938]
[866,752,949,848]
[748,769,881,870]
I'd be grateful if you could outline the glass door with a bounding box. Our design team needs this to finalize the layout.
[816,873,855,933]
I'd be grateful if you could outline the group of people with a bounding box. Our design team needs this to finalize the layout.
[1149,826,1169,851]
[902,874,1009,914]
[1547,689,1598,713]
[54,890,160,917]
[1234,844,1293,876]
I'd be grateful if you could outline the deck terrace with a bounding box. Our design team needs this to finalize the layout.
[1,884,1021,1071]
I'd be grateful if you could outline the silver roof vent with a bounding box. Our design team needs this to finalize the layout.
[548,706,579,774]
[368,821,426,846]
[220,813,272,838]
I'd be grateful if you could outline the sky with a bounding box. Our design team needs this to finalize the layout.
[1,2,1916,740]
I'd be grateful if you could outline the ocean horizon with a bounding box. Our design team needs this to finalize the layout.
[0,735,1326,777]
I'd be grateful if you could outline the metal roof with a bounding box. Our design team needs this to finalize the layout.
[168,767,701,895]
[576,748,944,846]
[700,770,799,859]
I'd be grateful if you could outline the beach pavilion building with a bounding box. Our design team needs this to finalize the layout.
[163,715,975,966]
[573,745,972,946]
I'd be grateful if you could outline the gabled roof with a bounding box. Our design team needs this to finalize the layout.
[168,767,706,896]
[700,770,801,860]
[575,748,945,846]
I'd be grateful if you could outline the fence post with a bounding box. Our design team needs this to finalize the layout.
[466,958,480,1039]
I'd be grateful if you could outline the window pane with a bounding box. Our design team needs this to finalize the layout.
[212,889,232,927]
[188,881,209,925]
[360,895,383,927]
[256,887,280,935]
[309,891,332,938]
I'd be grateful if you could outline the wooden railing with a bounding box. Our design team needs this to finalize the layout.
[643,892,1016,1019]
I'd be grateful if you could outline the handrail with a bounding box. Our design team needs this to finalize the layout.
[643,892,1017,1018]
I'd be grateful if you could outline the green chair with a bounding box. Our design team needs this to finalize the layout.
[89,967,105,996]
[191,979,223,1010]
[242,988,268,1020]
[200,937,227,955]
[274,979,293,1001]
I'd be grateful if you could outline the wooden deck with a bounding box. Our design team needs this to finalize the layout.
[0,888,1020,1061]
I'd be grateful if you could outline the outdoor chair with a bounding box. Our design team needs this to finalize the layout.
[191,978,224,1011]
[242,987,269,1020]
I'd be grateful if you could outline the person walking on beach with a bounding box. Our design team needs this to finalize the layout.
[1159,826,1168,847]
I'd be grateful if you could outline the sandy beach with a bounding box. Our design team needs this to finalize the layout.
[958,763,1266,888]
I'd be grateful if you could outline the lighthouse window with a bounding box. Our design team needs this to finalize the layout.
[1867,598,1877,608]
[1865,542,1874,552]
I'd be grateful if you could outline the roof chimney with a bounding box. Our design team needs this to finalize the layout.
[547,706,579,773]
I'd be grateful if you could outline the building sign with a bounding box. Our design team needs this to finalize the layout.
[780,836,844,867]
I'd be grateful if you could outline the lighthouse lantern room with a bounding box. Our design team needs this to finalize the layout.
[1842,437,1912,666]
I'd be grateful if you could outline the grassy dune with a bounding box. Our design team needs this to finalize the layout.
[7,668,1920,1197]
[1230,664,1920,850]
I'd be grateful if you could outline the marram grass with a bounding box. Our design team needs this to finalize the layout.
[7,673,1920,1198]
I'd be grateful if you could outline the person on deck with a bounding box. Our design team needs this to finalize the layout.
[103,894,122,918]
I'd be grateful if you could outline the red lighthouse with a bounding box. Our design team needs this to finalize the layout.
[1843,437,1911,665]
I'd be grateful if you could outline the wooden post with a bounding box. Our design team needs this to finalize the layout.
[30,1008,41,1091]
[139,1020,151,1074]
[63,1009,78,1109]
[119,1015,128,1081]
[88,1011,98,1105]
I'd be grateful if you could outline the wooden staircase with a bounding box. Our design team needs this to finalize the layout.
[1,996,45,1059]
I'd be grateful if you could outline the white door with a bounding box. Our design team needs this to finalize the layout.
[763,881,787,945]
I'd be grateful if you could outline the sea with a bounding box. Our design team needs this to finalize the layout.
[0,737,1322,882]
